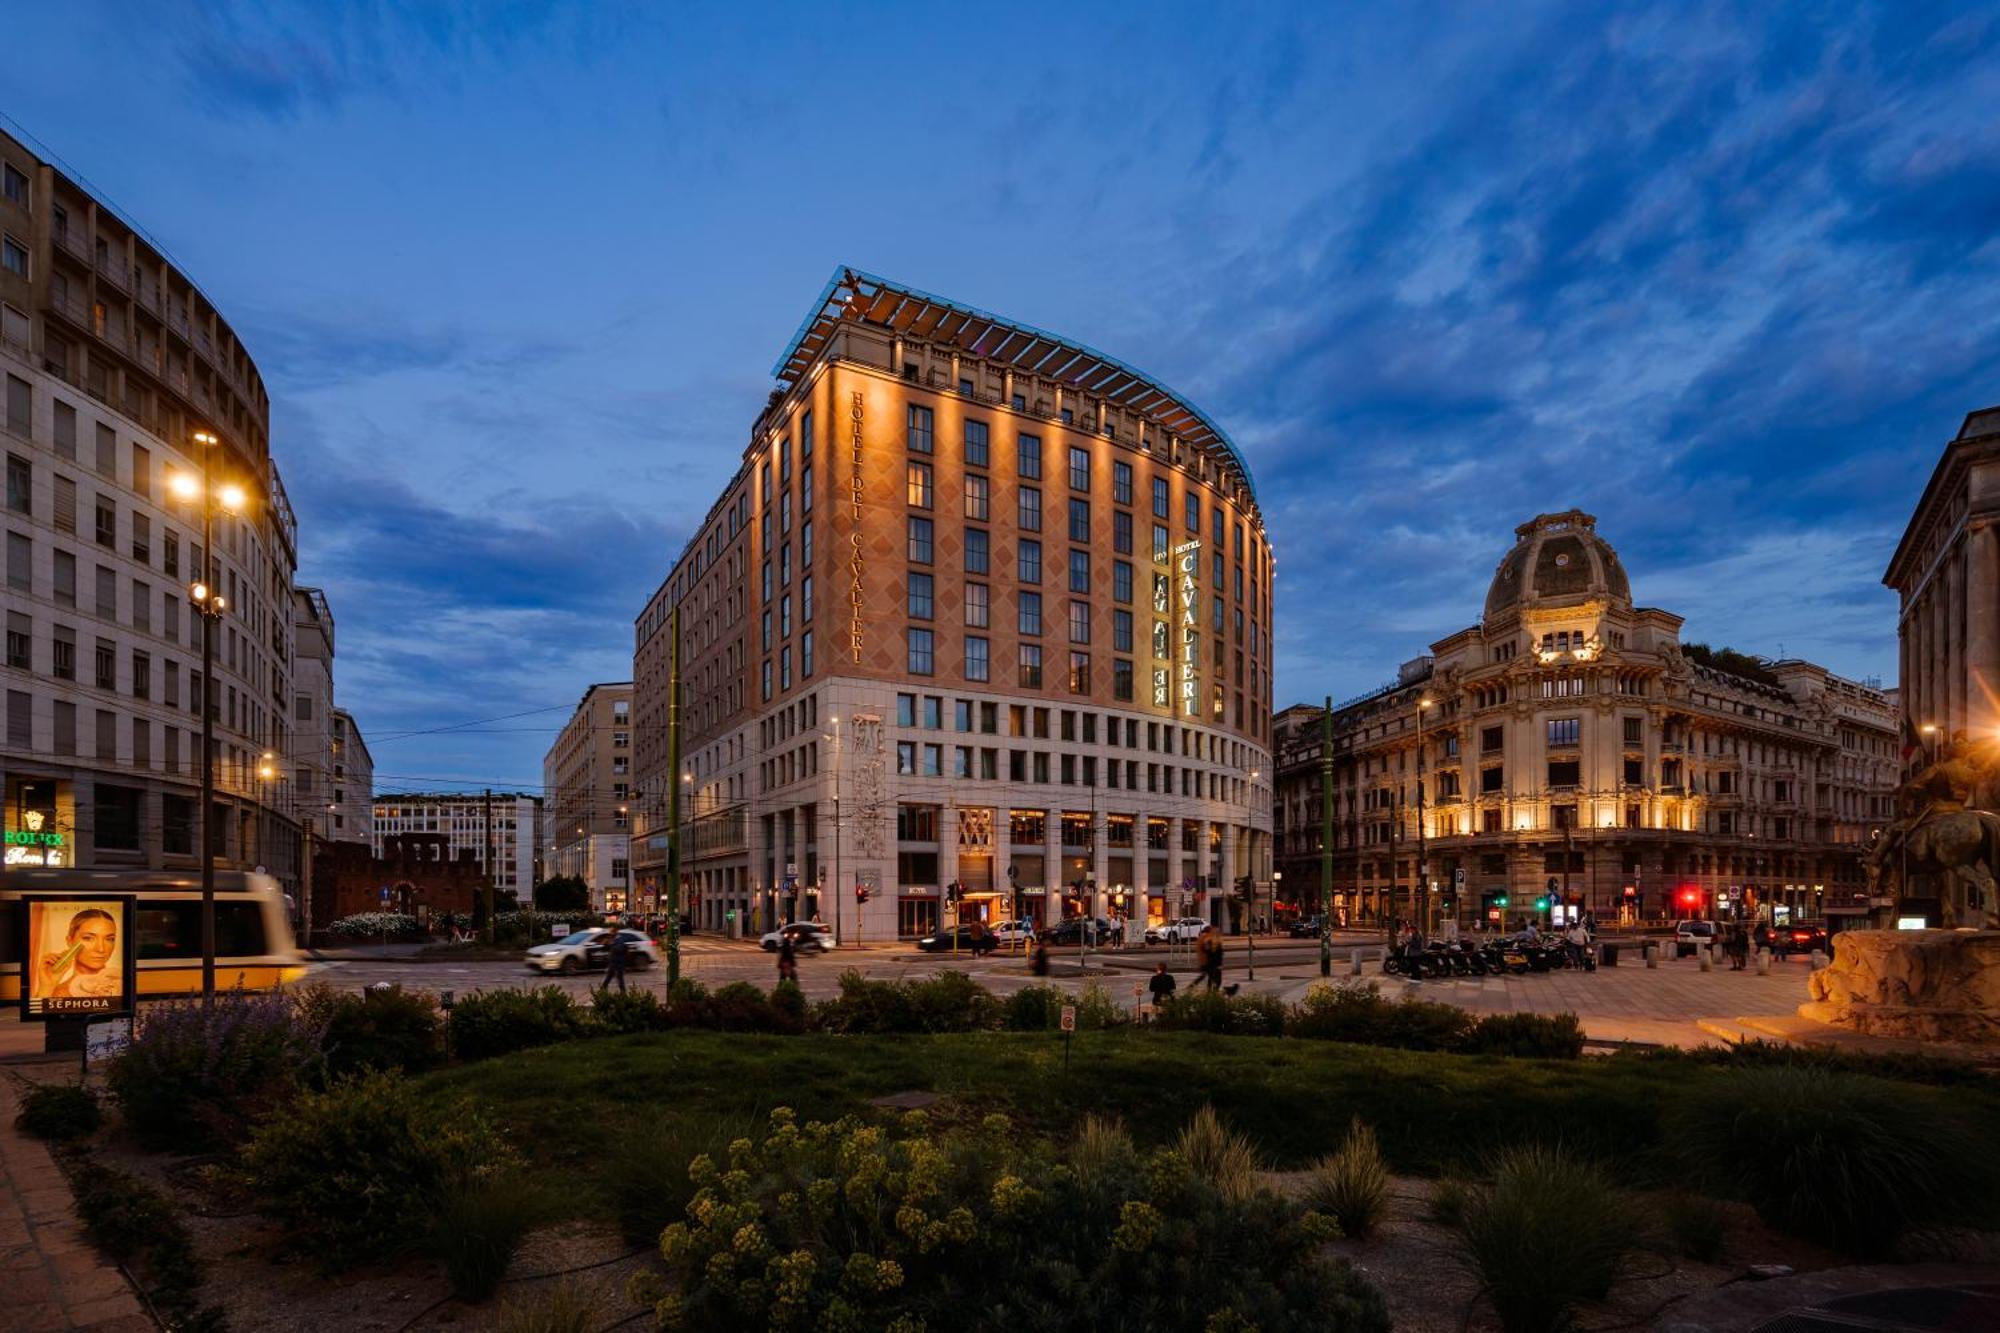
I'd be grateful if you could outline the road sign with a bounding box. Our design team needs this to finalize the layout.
[786,862,798,878]
[1059,1005,1077,1033]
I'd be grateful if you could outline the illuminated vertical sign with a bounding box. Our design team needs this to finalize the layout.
[1151,570,1171,706]
[1174,540,1201,717]
[848,391,866,663]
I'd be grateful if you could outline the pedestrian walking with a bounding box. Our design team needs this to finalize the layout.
[601,927,629,994]
[1148,961,1178,1005]
[1197,926,1224,990]
[1726,923,1749,971]
[1031,940,1051,976]
[777,937,799,984]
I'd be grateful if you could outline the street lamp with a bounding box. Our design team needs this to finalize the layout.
[172,430,247,1006]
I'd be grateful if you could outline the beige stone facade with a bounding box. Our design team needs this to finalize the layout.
[1885,406,2000,756]
[541,681,632,910]
[1,125,313,886]
[633,268,1273,937]
[1275,511,1897,929]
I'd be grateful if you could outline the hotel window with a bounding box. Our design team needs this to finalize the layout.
[1546,717,1580,747]
[907,628,934,675]
[1019,538,1041,584]
[780,543,791,585]
[1017,486,1041,531]
[1068,446,1090,491]
[1113,609,1133,652]
[1068,497,1090,543]
[1069,652,1091,694]
[922,744,943,777]
[1113,510,1132,554]
[1,236,26,278]
[907,573,933,620]
[1,165,24,206]
[802,630,816,678]
[964,419,989,469]
[1152,477,1169,518]
[95,496,116,548]
[965,583,989,628]
[762,561,771,603]
[1113,560,1133,604]
[965,526,989,573]
[4,453,26,515]
[964,473,989,520]
[4,611,26,669]
[800,409,814,455]
[1547,760,1580,787]
[1212,506,1224,545]
[906,461,933,509]
[907,516,933,564]
[778,434,792,481]
[779,491,791,532]
[801,574,814,619]
[1623,757,1643,785]
[1185,494,1199,532]
[781,592,793,636]
[897,741,916,774]
[1113,461,1133,506]
[1017,433,1042,478]
[1068,600,1091,644]
[1019,643,1043,688]
[897,694,917,726]
[761,610,771,650]
[801,463,813,510]
[1068,549,1089,592]
[907,404,934,454]
[1481,766,1504,793]
[1019,591,1042,636]
[965,636,990,681]
[780,647,793,690]
[1622,716,1643,745]
[1212,550,1223,589]
[1482,724,1504,752]
[1153,523,1169,562]
[1114,659,1134,701]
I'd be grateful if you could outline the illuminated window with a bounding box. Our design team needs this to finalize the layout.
[906,462,933,509]
[964,473,989,520]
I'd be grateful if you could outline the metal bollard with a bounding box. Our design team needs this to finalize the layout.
[1644,943,1658,968]
[1756,949,1771,976]
[1698,946,1714,973]
[1349,948,1364,978]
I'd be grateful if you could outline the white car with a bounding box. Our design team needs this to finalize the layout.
[1673,920,1719,958]
[1147,916,1209,944]
[525,928,661,975]
[991,919,1036,944]
[760,922,836,952]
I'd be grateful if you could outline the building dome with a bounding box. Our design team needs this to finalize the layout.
[1483,510,1632,620]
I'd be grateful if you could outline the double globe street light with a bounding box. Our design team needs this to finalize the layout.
[169,430,246,1005]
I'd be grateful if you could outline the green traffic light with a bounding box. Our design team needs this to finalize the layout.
[1495,895,1509,907]
[1535,897,1549,910]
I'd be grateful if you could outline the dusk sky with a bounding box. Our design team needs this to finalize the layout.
[7,2,1996,793]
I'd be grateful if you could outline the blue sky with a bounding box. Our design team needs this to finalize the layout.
[7,2,1996,790]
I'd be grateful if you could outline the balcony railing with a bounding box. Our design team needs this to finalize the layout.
[96,252,132,293]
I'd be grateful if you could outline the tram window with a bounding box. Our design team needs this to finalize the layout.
[135,902,268,959]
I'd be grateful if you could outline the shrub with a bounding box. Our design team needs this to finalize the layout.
[709,981,792,1033]
[1672,1066,1980,1257]
[326,912,423,940]
[1155,988,1285,1036]
[319,984,445,1078]
[496,1282,598,1333]
[666,976,710,1004]
[1073,978,1131,1029]
[449,986,595,1061]
[492,911,596,949]
[1002,983,1067,1030]
[1463,1012,1584,1060]
[1287,982,1472,1050]
[1661,1192,1730,1263]
[1176,1105,1261,1205]
[609,1113,749,1246]
[242,1071,515,1270]
[14,1081,100,1141]
[69,1160,220,1328]
[107,990,323,1147]
[635,1105,1390,1333]
[1303,1117,1390,1239]
[1453,1144,1634,1333]
[1425,1177,1468,1227]
[429,1171,545,1301]
[593,989,669,1034]
[811,969,1000,1033]
[770,979,807,1028]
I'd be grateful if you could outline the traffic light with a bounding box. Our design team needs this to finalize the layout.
[855,885,871,904]
[1494,894,1509,908]
[1535,896,1549,911]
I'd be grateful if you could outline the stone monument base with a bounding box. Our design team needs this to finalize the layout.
[1800,929,2000,1044]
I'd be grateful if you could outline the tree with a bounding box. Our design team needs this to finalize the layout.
[534,874,590,912]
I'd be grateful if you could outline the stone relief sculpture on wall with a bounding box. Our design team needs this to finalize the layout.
[850,712,889,861]
[1865,733,2000,930]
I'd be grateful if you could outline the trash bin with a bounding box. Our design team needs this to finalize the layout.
[1599,943,1618,967]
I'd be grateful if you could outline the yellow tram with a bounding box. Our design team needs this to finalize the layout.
[0,868,305,1004]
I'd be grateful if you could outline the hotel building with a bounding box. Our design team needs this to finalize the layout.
[1274,510,1898,928]
[1,125,318,884]
[541,681,633,911]
[632,269,1274,938]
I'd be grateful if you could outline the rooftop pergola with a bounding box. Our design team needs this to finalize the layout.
[772,266,1259,507]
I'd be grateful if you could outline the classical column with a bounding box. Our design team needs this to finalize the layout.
[1967,523,2000,737]
[1220,823,1239,931]
[1195,817,1213,921]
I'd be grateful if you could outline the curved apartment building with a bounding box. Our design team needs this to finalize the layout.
[634,268,1274,938]
[0,127,306,880]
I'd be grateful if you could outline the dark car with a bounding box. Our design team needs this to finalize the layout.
[1288,915,1324,938]
[1770,923,1829,959]
[916,923,998,954]
[1042,917,1113,946]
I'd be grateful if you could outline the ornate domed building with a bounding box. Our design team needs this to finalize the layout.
[1273,510,1899,931]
